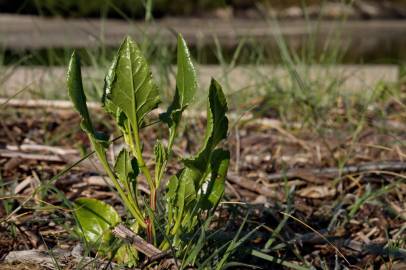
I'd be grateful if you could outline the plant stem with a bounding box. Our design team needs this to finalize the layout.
[92,142,146,228]
[129,121,155,193]
[154,126,177,190]
[129,119,156,242]
[167,128,177,154]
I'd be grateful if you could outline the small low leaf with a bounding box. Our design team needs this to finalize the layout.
[114,149,138,185]
[171,168,197,235]
[166,175,179,228]
[201,149,230,210]
[74,198,121,247]
[166,170,197,235]
[114,149,139,198]
[115,243,138,266]
[166,175,179,202]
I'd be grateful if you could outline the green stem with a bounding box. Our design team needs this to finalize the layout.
[128,119,156,242]
[155,126,177,189]
[167,128,177,154]
[128,120,155,191]
[92,142,146,228]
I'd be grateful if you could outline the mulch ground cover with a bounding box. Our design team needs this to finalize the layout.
[0,100,405,269]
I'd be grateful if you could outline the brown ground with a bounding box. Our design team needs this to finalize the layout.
[0,98,405,269]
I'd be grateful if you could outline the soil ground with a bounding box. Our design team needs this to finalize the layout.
[0,93,405,269]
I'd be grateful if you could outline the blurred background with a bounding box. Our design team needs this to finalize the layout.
[1,2,406,268]
[1,0,405,111]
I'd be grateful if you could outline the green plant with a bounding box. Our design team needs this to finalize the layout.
[67,34,230,266]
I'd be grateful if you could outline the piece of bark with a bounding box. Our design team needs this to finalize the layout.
[112,224,182,269]
[112,224,162,258]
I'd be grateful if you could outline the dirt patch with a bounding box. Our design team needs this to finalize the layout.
[0,98,405,268]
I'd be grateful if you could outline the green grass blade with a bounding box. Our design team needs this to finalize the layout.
[251,250,311,270]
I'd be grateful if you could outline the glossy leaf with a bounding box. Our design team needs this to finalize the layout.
[161,34,197,126]
[201,149,230,210]
[102,54,128,129]
[74,198,121,246]
[167,79,228,237]
[183,78,228,173]
[68,35,231,263]
[103,36,160,130]
[67,52,108,156]
[102,55,118,114]
[176,33,198,110]
[67,51,94,135]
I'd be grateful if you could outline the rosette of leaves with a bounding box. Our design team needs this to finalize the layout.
[67,34,230,265]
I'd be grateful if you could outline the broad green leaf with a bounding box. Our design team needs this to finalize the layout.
[176,33,197,109]
[103,36,160,130]
[74,198,120,247]
[201,149,230,210]
[160,34,197,146]
[67,51,94,135]
[102,54,128,130]
[183,78,228,173]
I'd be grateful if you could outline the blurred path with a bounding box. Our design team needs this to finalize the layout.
[0,65,399,99]
[0,14,405,50]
